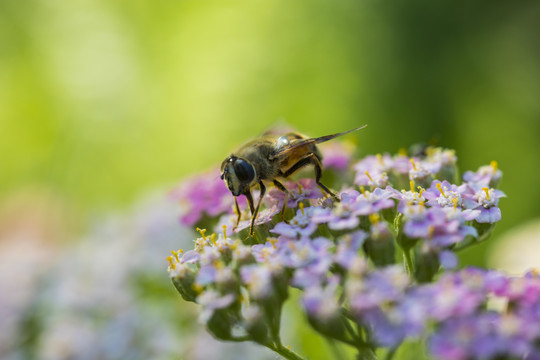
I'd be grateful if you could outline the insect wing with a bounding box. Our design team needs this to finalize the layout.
[270,125,367,160]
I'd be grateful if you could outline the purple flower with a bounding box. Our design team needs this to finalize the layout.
[392,154,413,174]
[352,187,395,215]
[429,316,483,360]
[196,264,218,286]
[271,206,318,239]
[370,218,392,240]
[275,237,333,268]
[347,266,414,347]
[287,237,334,288]
[401,203,429,235]
[232,242,255,264]
[462,184,506,224]
[439,250,458,270]
[386,185,426,212]
[171,170,239,226]
[334,231,367,269]
[353,154,392,188]
[496,275,540,304]
[180,249,200,264]
[478,207,502,223]
[320,141,355,171]
[198,246,222,266]
[362,309,408,347]
[423,180,467,208]
[403,205,440,238]
[355,171,389,189]
[348,266,410,313]
[354,154,391,175]
[428,313,536,360]
[241,264,280,301]
[408,158,434,186]
[403,206,478,248]
[415,273,485,321]
[302,276,341,320]
[218,205,281,235]
[310,188,395,230]
[264,178,323,209]
[197,290,236,323]
[196,262,236,287]
[291,259,332,289]
[311,201,360,230]
[344,268,540,351]
[168,256,196,280]
[421,148,457,174]
[463,161,502,187]
[251,239,278,263]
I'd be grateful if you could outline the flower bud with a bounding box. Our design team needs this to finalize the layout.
[170,263,198,302]
[242,304,269,344]
[473,222,495,242]
[414,245,440,283]
[206,309,234,340]
[364,219,396,267]
[432,149,459,184]
[394,213,419,251]
[198,291,238,340]
[233,243,256,266]
[306,312,347,343]
[436,163,459,185]
[302,279,348,342]
[215,266,240,295]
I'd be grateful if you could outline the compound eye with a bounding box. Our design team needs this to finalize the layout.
[233,159,255,183]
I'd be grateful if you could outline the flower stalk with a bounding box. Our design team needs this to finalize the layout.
[265,342,305,360]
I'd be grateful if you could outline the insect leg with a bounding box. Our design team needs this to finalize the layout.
[273,179,289,193]
[273,179,291,222]
[232,197,242,231]
[310,154,338,199]
[244,191,255,214]
[249,181,266,236]
[282,153,338,199]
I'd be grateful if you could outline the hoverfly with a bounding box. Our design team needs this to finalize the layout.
[220,125,367,235]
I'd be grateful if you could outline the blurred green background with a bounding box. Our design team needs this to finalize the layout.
[2,0,539,262]
[1,0,540,358]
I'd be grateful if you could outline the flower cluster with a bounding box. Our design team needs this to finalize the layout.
[428,269,540,360]
[170,170,242,227]
[169,144,517,360]
[0,191,278,360]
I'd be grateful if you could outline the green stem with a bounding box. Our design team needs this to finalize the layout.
[229,336,251,342]
[453,240,477,252]
[403,248,414,275]
[341,307,356,322]
[316,223,334,241]
[264,304,282,346]
[326,339,345,360]
[339,311,378,360]
[265,343,305,360]
[273,306,283,345]
[385,347,397,360]
[356,347,377,360]
[342,316,361,344]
